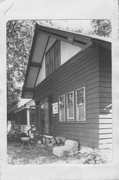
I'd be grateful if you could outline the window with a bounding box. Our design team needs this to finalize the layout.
[66,91,74,121]
[45,40,61,76]
[76,87,85,121]
[59,95,65,121]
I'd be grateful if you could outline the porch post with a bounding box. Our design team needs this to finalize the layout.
[27,108,30,126]
[35,102,39,129]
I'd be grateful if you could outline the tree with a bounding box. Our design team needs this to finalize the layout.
[90,19,111,37]
[7,20,57,108]
[7,20,35,108]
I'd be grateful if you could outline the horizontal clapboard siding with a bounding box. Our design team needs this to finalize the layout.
[34,45,100,147]
[51,122,99,145]
[99,46,112,149]
[35,46,99,98]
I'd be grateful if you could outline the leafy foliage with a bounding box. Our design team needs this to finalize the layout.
[7,20,57,108]
[61,146,107,164]
[80,148,106,164]
[91,19,111,37]
[7,20,33,107]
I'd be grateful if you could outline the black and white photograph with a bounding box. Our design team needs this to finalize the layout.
[7,19,112,165]
[0,0,119,180]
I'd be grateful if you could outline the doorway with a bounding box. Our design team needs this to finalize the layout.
[40,97,50,134]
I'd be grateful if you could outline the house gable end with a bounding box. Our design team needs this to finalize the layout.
[22,24,111,99]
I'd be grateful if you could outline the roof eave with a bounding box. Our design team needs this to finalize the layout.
[22,24,111,99]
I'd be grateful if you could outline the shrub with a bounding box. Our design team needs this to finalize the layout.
[80,146,106,164]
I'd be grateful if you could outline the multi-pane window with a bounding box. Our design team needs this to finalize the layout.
[59,95,65,121]
[66,91,74,121]
[76,87,85,121]
[58,87,85,122]
[45,40,61,76]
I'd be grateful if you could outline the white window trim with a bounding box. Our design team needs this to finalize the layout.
[59,94,65,122]
[66,91,74,121]
[75,87,86,121]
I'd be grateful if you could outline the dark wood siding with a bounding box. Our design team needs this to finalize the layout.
[45,40,61,76]
[99,46,112,149]
[15,109,27,125]
[30,109,36,125]
[34,45,101,147]
[99,46,112,112]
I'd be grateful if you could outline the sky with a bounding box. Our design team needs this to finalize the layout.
[40,20,92,34]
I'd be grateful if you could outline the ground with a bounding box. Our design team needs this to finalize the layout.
[7,142,82,165]
[7,141,111,165]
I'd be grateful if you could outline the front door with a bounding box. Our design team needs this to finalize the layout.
[40,97,50,134]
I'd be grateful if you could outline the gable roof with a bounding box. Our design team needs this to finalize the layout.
[7,99,33,114]
[22,23,111,99]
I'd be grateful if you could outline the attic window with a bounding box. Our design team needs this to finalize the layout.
[45,40,61,76]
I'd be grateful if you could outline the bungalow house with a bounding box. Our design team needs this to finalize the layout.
[22,23,112,150]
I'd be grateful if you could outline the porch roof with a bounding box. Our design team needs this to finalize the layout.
[22,23,111,99]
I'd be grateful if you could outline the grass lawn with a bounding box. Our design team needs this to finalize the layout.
[7,141,109,165]
[8,142,59,165]
[7,141,82,165]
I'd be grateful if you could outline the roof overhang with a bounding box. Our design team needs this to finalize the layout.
[22,23,111,99]
[7,104,18,114]
[22,26,50,99]
[14,106,26,113]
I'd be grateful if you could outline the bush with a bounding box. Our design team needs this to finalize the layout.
[62,146,107,164]
[7,129,21,142]
[79,147,106,164]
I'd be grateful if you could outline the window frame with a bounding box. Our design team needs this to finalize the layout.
[58,94,65,122]
[66,91,74,121]
[75,87,86,121]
